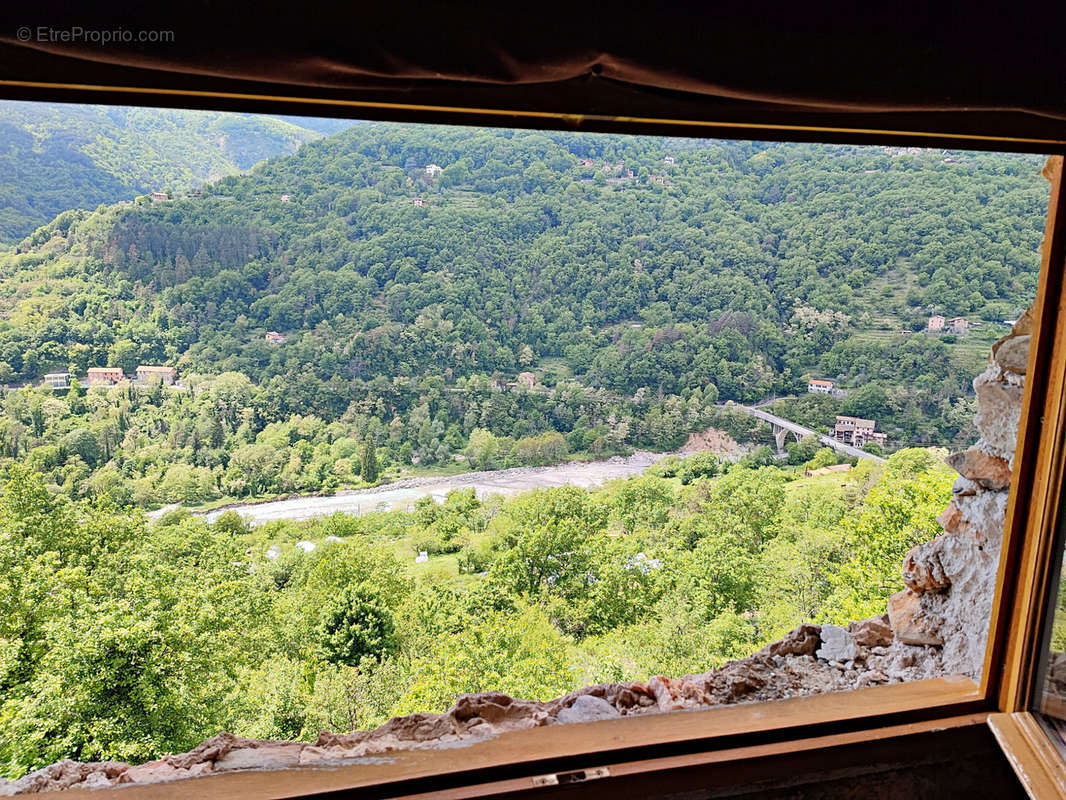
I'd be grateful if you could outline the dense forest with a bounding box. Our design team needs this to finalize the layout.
[0,125,1048,507]
[0,102,357,243]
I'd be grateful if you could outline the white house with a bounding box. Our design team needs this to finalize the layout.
[808,379,835,395]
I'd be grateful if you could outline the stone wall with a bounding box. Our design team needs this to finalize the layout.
[890,310,1030,677]
[0,320,1033,795]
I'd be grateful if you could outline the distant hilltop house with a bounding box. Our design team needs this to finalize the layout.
[265,331,287,344]
[43,372,70,389]
[808,378,845,398]
[135,365,177,386]
[805,463,852,478]
[86,366,125,386]
[424,164,443,177]
[578,158,595,167]
[663,155,676,164]
[807,378,835,395]
[413,197,427,208]
[280,193,292,203]
[149,191,169,203]
[927,314,968,334]
[516,371,537,389]
[831,415,887,449]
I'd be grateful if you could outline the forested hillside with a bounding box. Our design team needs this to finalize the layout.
[0,125,1046,499]
[0,102,357,243]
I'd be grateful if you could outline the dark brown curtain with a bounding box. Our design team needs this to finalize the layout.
[0,2,1063,142]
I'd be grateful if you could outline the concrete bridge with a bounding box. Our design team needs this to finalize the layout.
[735,405,886,463]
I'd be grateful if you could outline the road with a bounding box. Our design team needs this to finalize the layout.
[738,406,886,462]
[174,451,674,527]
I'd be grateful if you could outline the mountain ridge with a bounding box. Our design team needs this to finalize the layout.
[0,102,359,243]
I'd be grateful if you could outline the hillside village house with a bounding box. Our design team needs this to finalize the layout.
[413,197,427,207]
[43,372,70,389]
[516,371,537,389]
[86,366,124,386]
[949,316,970,334]
[830,415,888,449]
[424,163,443,176]
[265,331,287,344]
[927,314,946,331]
[135,365,177,385]
[280,193,292,203]
[148,191,169,203]
[807,378,835,395]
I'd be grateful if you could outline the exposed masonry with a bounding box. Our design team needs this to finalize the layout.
[0,316,1033,795]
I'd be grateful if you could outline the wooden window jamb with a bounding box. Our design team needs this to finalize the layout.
[989,712,1066,798]
[990,156,1066,712]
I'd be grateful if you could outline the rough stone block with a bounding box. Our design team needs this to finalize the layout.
[887,590,944,646]
[119,761,185,784]
[902,541,950,593]
[816,624,858,662]
[946,448,1012,490]
[848,614,894,647]
[993,333,1030,374]
[557,695,620,724]
[759,623,820,657]
[938,502,963,533]
[973,370,1024,455]
[214,743,303,772]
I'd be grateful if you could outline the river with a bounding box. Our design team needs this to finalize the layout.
[161,451,673,527]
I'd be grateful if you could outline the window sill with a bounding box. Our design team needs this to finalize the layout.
[54,676,982,799]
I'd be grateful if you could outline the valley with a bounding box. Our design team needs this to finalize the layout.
[0,109,1050,780]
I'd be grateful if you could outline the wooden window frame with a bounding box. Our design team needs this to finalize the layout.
[5,82,1066,797]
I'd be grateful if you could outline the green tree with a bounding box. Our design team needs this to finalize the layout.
[317,584,394,666]
[786,434,822,465]
[613,476,676,534]
[62,429,100,468]
[359,440,379,483]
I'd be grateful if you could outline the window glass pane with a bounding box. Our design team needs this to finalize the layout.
[1035,513,1066,747]
[0,100,1050,792]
